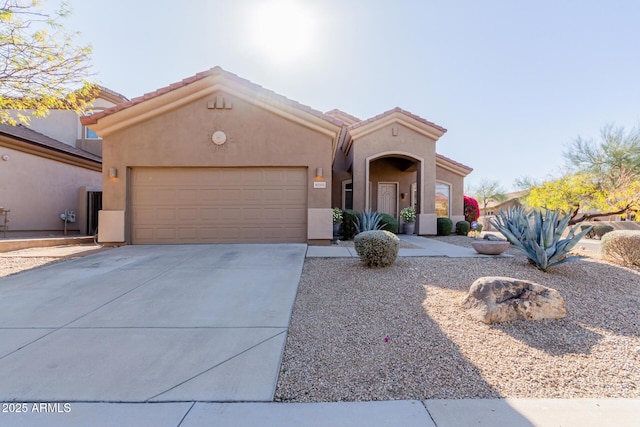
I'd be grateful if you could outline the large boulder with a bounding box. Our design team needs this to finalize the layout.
[462,276,566,324]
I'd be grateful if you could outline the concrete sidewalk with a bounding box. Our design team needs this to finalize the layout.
[306,234,513,258]
[1,399,638,426]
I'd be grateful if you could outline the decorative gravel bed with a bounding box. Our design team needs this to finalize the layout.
[0,257,63,278]
[275,236,640,402]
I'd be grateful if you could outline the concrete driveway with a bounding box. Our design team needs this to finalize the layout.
[0,244,306,402]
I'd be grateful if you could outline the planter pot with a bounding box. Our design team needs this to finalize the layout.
[403,222,415,235]
[472,240,510,255]
[333,223,341,237]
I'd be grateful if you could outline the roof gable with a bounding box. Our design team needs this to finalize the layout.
[82,67,343,144]
[348,107,447,141]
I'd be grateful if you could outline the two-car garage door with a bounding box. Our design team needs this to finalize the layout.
[130,167,307,244]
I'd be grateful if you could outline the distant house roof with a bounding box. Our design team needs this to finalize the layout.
[0,124,101,171]
[485,190,528,209]
[325,109,361,125]
[95,85,129,105]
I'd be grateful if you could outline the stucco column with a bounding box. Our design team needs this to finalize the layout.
[417,162,437,235]
[353,159,367,212]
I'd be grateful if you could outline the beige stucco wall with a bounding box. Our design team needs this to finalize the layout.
[100,90,334,243]
[0,146,101,231]
[436,166,465,219]
[20,110,79,146]
[12,97,119,148]
[351,122,437,218]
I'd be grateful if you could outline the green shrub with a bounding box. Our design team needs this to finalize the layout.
[354,230,400,267]
[455,220,470,236]
[476,223,483,234]
[437,217,453,236]
[354,210,384,233]
[342,210,359,240]
[593,225,614,239]
[489,207,592,271]
[601,230,640,267]
[379,213,399,234]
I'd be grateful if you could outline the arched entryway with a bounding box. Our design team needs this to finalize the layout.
[365,151,424,220]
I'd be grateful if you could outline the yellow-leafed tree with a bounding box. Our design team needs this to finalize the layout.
[0,0,97,125]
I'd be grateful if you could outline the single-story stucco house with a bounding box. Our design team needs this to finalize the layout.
[82,67,472,245]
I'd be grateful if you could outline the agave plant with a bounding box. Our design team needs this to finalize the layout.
[354,210,384,233]
[489,207,593,271]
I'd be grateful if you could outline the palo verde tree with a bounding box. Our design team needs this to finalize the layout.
[525,123,640,223]
[473,179,507,215]
[0,0,97,125]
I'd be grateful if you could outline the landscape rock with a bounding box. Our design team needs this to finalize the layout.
[462,276,566,324]
[472,240,510,255]
[484,234,507,242]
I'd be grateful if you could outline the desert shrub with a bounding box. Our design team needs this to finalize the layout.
[601,230,640,267]
[342,210,360,240]
[476,223,483,234]
[437,217,453,236]
[593,225,614,239]
[489,207,592,271]
[580,225,596,239]
[455,220,470,236]
[464,195,480,223]
[354,210,384,233]
[379,213,398,234]
[354,230,400,267]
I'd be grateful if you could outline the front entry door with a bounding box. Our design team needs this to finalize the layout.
[377,182,398,218]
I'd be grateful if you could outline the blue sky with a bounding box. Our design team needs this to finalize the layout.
[62,0,640,192]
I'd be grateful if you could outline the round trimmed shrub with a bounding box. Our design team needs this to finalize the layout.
[601,230,640,267]
[455,220,470,236]
[354,230,400,267]
[476,223,484,234]
[593,224,614,239]
[437,218,453,236]
[379,213,399,234]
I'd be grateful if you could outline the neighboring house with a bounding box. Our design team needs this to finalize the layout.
[480,190,527,230]
[82,67,472,245]
[0,87,128,234]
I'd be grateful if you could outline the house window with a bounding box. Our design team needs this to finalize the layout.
[85,127,99,139]
[435,182,450,217]
[342,180,353,210]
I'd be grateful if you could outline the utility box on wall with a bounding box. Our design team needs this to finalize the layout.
[98,210,125,243]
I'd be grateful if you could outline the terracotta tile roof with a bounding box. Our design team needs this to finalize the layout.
[347,107,447,133]
[82,66,343,127]
[0,124,101,163]
[436,153,473,172]
[325,108,361,124]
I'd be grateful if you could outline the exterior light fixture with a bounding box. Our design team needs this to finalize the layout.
[315,167,323,179]
[109,167,118,180]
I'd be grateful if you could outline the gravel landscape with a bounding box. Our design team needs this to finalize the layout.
[2,238,638,402]
[275,236,640,402]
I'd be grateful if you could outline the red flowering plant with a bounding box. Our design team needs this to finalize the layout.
[464,195,480,223]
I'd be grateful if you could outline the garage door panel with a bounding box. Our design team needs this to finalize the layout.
[131,167,307,244]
